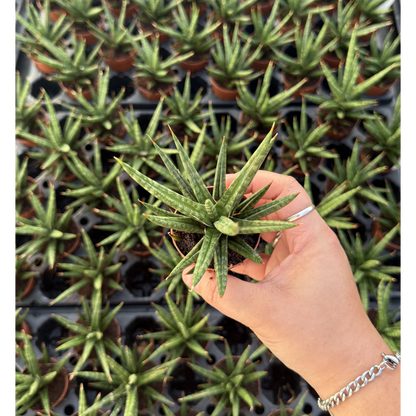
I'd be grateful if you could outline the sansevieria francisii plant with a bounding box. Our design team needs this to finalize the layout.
[115,125,299,297]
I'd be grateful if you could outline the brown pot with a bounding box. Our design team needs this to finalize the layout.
[99,47,136,72]
[268,410,294,416]
[36,0,66,22]
[104,0,139,18]
[17,177,43,219]
[58,81,94,101]
[210,76,239,101]
[183,1,207,17]
[372,219,401,252]
[282,72,324,98]
[244,0,275,16]
[137,20,171,43]
[251,57,272,71]
[21,357,69,412]
[322,50,342,69]
[316,109,360,140]
[16,320,32,355]
[280,142,323,176]
[179,55,209,73]
[238,111,281,143]
[29,54,56,74]
[357,72,398,97]
[310,1,337,15]
[16,107,49,147]
[74,15,104,46]
[137,81,174,101]
[16,274,36,302]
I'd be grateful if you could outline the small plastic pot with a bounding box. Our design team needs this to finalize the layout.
[104,0,139,18]
[210,77,239,101]
[58,81,94,101]
[99,48,136,72]
[16,272,36,302]
[251,57,273,71]
[36,0,66,22]
[357,72,398,97]
[137,82,174,101]
[244,0,275,16]
[16,107,49,147]
[16,320,32,356]
[322,51,342,69]
[316,109,360,140]
[74,15,105,46]
[29,53,56,75]
[178,54,209,73]
[137,20,171,43]
[282,72,324,98]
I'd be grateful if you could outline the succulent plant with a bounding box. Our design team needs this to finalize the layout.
[161,73,205,137]
[92,178,164,250]
[207,0,258,28]
[371,279,400,351]
[60,68,125,142]
[62,140,121,212]
[320,139,389,216]
[155,2,221,56]
[53,0,103,26]
[280,0,334,26]
[303,29,397,128]
[236,62,307,131]
[372,180,400,236]
[138,293,222,363]
[362,93,400,169]
[115,125,299,297]
[281,99,337,174]
[16,93,91,181]
[16,257,38,301]
[132,0,178,26]
[338,224,400,311]
[272,14,338,79]
[77,383,106,416]
[16,307,31,343]
[15,336,70,415]
[74,342,178,415]
[15,72,45,138]
[50,229,122,305]
[16,154,39,216]
[179,342,268,416]
[15,0,71,61]
[354,0,393,23]
[54,292,123,381]
[16,183,78,268]
[277,391,309,416]
[242,0,295,62]
[207,24,262,90]
[161,401,203,416]
[130,32,193,91]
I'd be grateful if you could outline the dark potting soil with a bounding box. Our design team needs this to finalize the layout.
[215,315,252,355]
[174,230,259,270]
[125,316,163,350]
[137,76,173,94]
[100,45,130,60]
[124,258,161,297]
[40,266,70,299]
[63,220,80,253]
[319,110,356,136]
[166,122,199,142]
[284,73,320,89]
[35,318,69,357]
[167,361,205,404]
[261,360,302,405]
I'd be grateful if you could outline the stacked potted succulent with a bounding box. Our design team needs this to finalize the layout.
[15,1,401,414]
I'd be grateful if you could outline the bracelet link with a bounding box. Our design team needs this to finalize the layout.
[383,353,400,370]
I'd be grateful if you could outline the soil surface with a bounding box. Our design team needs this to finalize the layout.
[100,45,130,60]
[318,109,356,136]
[284,72,320,88]
[136,76,174,94]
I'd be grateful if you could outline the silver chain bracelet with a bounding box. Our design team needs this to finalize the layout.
[317,352,401,411]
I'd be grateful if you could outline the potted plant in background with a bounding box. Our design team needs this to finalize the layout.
[362,93,400,171]
[280,99,337,175]
[15,72,48,147]
[93,178,164,256]
[87,1,138,72]
[354,0,393,28]
[207,24,263,101]
[49,229,122,305]
[237,63,306,141]
[304,30,397,140]
[15,336,70,415]
[115,126,298,297]
[16,0,72,74]
[154,3,221,73]
[36,0,67,22]
[16,183,80,268]
[358,31,401,96]
[74,383,108,416]
[16,308,32,350]
[16,257,38,302]
[179,342,268,416]
[272,14,338,97]
[268,391,309,416]
[243,0,295,70]
[53,0,103,45]
[74,342,179,415]
[129,33,194,101]
[60,68,126,146]
[105,0,139,18]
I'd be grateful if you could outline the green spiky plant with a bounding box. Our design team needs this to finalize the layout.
[129,32,194,92]
[154,2,221,58]
[92,178,164,251]
[16,308,30,344]
[149,238,201,302]
[115,125,299,297]
[161,72,205,138]
[15,336,70,415]
[31,33,101,93]
[370,279,401,351]
[362,93,400,169]
[16,257,38,301]
[354,0,393,24]
[49,230,122,305]
[15,183,78,268]
[281,99,337,174]
[73,342,179,416]
[360,30,401,89]
[203,103,257,174]
[179,342,268,416]
[15,0,72,63]
[78,383,108,416]
[277,391,309,416]
[207,0,258,28]
[53,0,103,26]
[338,224,400,311]
[320,139,389,216]
[137,293,222,363]
[54,291,123,381]
[15,93,91,181]
[15,72,45,139]
[132,0,178,28]
[319,0,391,61]
[272,14,339,83]
[242,0,295,63]
[161,402,204,416]
[303,29,397,131]
[207,24,263,91]
[59,68,126,143]
[236,62,307,132]
[62,140,121,212]
[279,0,334,27]
[15,154,39,216]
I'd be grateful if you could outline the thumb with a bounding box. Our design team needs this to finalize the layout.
[182,265,263,328]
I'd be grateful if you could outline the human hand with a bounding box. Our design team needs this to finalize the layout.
[182,171,399,415]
